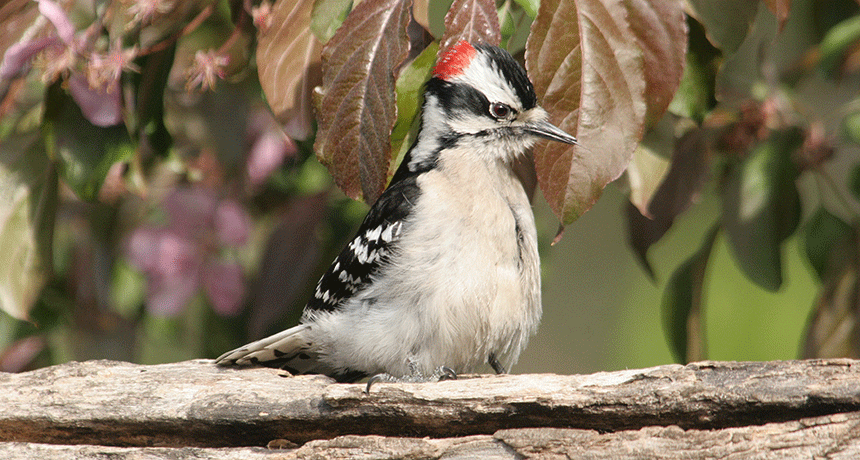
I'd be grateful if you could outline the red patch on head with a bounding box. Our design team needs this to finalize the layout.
[433,41,477,80]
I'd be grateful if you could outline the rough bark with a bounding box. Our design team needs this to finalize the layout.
[1,359,859,458]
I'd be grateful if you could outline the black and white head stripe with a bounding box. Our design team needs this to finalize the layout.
[433,44,537,114]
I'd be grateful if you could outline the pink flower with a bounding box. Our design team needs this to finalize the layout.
[185,49,229,92]
[126,188,250,317]
[246,109,297,187]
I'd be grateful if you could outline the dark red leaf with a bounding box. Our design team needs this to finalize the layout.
[526,0,647,224]
[439,0,502,56]
[256,0,322,140]
[623,0,687,127]
[314,0,412,203]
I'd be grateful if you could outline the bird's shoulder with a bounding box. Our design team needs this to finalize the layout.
[305,174,421,313]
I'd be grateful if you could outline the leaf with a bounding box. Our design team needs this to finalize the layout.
[256,0,323,141]
[843,112,860,145]
[391,42,438,173]
[43,82,134,201]
[0,134,57,321]
[685,0,759,54]
[131,43,176,157]
[628,128,711,277]
[623,0,687,128]
[762,0,791,31]
[526,0,647,225]
[499,2,532,55]
[819,14,860,76]
[667,16,719,123]
[314,0,411,203]
[311,0,353,43]
[626,145,671,222]
[801,228,860,359]
[626,113,676,215]
[414,0,455,38]
[720,128,803,291]
[803,207,854,280]
[438,0,501,56]
[662,225,719,363]
[851,164,860,201]
[513,0,538,18]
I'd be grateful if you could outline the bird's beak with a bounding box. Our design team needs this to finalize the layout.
[526,120,578,145]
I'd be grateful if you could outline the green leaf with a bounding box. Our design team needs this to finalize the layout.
[801,224,859,359]
[512,0,538,18]
[311,0,353,43]
[422,0,455,39]
[662,225,719,363]
[843,111,860,145]
[391,42,437,174]
[686,0,759,54]
[721,128,803,291]
[0,134,57,321]
[818,14,860,75]
[850,164,860,202]
[804,207,854,280]
[499,1,532,55]
[131,43,176,157]
[43,82,134,201]
[628,127,711,278]
[668,16,719,123]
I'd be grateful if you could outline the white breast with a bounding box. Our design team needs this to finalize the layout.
[307,150,542,377]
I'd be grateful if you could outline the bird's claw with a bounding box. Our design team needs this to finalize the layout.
[365,359,458,393]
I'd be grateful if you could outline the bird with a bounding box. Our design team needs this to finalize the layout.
[216,41,577,387]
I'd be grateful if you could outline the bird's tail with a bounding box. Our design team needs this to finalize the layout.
[215,324,318,374]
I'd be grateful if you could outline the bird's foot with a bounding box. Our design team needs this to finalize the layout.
[365,357,457,393]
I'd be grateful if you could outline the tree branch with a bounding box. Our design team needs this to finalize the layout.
[1,359,859,457]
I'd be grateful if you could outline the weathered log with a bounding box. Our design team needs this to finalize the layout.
[1,359,858,457]
[1,413,859,459]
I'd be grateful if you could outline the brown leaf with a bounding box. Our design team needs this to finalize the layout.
[526,0,647,225]
[256,0,322,140]
[438,0,502,56]
[314,0,412,203]
[623,0,687,128]
[762,0,791,32]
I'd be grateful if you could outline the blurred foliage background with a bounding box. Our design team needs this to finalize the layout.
[1,0,859,376]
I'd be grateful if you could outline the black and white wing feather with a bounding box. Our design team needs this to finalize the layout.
[306,175,419,313]
[216,165,422,380]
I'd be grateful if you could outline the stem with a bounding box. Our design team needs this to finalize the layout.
[138,5,215,56]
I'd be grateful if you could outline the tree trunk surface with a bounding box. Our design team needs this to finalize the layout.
[1,359,859,458]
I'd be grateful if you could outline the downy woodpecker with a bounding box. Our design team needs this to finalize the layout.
[216,41,577,385]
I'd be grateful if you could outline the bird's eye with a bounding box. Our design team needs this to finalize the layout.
[489,102,512,119]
